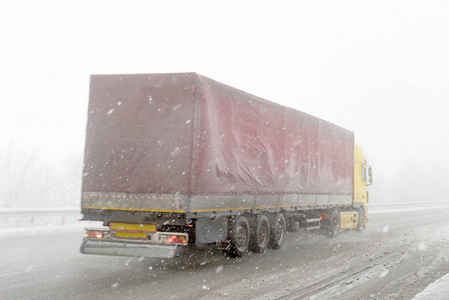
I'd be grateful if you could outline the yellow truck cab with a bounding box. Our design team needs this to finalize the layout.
[338,143,372,231]
[353,143,373,228]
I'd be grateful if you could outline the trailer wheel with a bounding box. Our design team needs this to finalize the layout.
[357,208,366,230]
[250,214,270,253]
[269,213,286,249]
[226,215,250,257]
[328,210,340,236]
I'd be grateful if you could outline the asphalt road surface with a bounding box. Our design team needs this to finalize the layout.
[1,208,449,300]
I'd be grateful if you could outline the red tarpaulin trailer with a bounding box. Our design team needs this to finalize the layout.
[83,73,353,214]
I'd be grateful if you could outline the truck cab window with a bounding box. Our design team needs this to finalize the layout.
[362,165,368,183]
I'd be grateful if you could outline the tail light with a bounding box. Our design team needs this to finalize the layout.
[163,234,187,244]
[85,230,106,239]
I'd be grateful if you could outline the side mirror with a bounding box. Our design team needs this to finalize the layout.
[368,166,373,185]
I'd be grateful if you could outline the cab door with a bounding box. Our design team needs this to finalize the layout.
[354,143,373,209]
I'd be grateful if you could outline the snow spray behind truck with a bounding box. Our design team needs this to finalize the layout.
[80,73,373,258]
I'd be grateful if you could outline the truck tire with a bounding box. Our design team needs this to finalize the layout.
[250,214,270,253]
[328,210,340,236]
[357,208,366,230]
[269,213,286,249]
[226,215,250,257]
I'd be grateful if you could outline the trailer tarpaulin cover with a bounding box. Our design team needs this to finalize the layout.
[83,73,354,197]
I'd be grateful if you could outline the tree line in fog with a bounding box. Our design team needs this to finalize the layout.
[0,140,447,208]
[0,141,82,208]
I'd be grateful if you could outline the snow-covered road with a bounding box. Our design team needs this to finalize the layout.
[1,208,449,299]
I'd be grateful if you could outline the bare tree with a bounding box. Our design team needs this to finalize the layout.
[0,140,69,208]
[0,141,42,208]
[59,152,83,207]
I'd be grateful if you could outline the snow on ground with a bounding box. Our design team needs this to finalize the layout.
[2,208,449,299]
[413,273,449,300]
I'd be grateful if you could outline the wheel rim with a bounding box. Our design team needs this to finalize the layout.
[275,218,285,243]
[358,210,365,229]
[257,220,269,246]
[236,222,248,250]
[331,212,339,235]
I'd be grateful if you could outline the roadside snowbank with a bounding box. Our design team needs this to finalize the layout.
[0,224,83,238]
[0,222,101,238]
[413,273,449,300]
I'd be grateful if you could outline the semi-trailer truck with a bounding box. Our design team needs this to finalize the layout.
[80,73,373,258]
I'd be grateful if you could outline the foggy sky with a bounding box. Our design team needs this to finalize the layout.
[1,0,448,204]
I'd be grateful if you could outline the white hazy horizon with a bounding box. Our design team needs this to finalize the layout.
[1,0,448,206]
